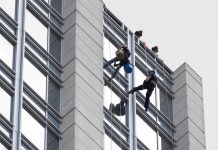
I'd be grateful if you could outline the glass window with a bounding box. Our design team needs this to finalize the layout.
[25,41,47,64]
[0,0,15,18]
[29,0,48,17]
[26,10,48,50]
[49,62,61,78]
[0,142,8,150]
[21,108,45,150]
[158,134,173,150]
[0,122,10,137]
[157,87,172,120]
[47,129,59,150]
[0,87,12,121]
[104,23,125,44]
[0,34,14,69]
[104,86,125,124]
[23,57,46,100]
[20,144,28,150]
[48,113,59,128]
[136,115,157,150]
[23,91,46,115]
[49,30,61,62]
[50,0,62,14]
[104,134,122,150]
[0,68,13,84]
[48,78,60,112]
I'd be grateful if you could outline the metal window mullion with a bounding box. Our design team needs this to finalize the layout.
[12,0,27,149]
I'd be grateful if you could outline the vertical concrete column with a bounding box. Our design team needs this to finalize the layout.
[173,63,206,150]
[61,0,104,149]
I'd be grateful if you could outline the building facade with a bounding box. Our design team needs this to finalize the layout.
[0,0,205,150]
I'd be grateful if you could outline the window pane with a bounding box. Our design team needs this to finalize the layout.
[0,68,13,84]
[47,130,59,150]
[50,0,62,14]
[0,34,14,68]
[25,41,47,64]
[21,108,45,150]
[104,86,125,124]
[23,57,46,100]
[0,0,15,18]
[158,87,173,120]
[0,122,10,137]
[136,115,157,150]
[26,10,48,50]
[23,91,46,115]
[48,78,60,112]
[49,30,61,62]
[0,87,11,121]
[0,142,8,150]
[158,134,173,150]
[104,134,121,150]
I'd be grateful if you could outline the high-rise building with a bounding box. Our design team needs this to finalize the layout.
[0,0,206,150]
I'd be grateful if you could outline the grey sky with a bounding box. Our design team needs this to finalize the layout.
[103,0,218,149]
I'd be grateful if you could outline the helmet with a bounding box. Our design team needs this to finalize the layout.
[148,70,155,75]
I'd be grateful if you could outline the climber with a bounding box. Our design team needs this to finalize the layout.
[103,45,131,82]
[127,70,157,111]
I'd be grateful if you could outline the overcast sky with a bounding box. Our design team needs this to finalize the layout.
[103,0,218,149]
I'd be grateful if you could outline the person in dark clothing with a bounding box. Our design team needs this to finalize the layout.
[109,100,125,116]
[103,45,131,81]
[127,70,157,111]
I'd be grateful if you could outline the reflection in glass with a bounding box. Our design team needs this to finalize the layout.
[104,134,121,150]
[26,10,48,50]
[136,115,157,150]
[48,78,60,112]
[21,108,45,150]
[49,31,61,62]
[158,134,173,150]
[0,87,11,121]
[23,57,46,100]
[104,86,125,124]
[47,129,59,150]
[50,0,62,14]
[0,34,14,68]
[0,0,15,18]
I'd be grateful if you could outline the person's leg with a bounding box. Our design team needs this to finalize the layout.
[109,65,122,81]
[127,85,144,94]
[144,92,151,111]
[103,57,117,69]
